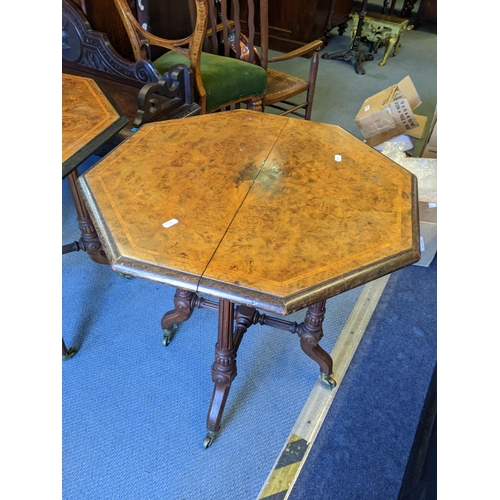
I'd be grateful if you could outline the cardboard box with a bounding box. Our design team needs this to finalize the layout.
[414,201,437,267]
[421,106,437,159]
[355,76,428,147]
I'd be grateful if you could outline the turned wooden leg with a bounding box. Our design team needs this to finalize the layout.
[160,288,197,346]
[297,300,336,388]
[204,299,237,448]
[338,22,349,37]
[401,0,417,17]
[247,98,263,113]
[67,170,108,265]
[233,305,257,351]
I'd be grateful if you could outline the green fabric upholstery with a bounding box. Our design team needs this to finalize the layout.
[154,50,267,113]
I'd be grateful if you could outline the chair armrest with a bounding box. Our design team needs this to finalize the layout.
[267,40,323,63]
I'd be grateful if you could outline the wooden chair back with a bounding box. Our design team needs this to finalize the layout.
[203,0,268,69]
[113,0,208,111]
[113,0,318,118]
[203,0,322,119]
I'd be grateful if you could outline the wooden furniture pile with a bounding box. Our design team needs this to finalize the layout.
[112,0,322,119]
[62,0,201,149]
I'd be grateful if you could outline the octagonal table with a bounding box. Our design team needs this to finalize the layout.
[77,110,420,447]
[62,73,128,264]
[63,73,128,360]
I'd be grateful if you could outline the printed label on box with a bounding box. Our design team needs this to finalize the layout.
[389,98,418,133]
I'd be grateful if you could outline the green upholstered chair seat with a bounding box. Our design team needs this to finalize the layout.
[154,50,267,113]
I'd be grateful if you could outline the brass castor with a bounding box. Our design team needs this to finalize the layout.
[162,324,178,346]
[62,347,77,361]
[202,431,218,449]
[117,272,133,279]
[320,373,337,388]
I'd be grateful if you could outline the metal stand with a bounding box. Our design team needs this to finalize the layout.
[321,0,373,75]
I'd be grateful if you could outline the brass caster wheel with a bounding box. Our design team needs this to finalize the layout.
[62,347,77,361]
[162,324,178,346]
[202,432,218,449]
[320,373,337,389]
[117,272,133,279]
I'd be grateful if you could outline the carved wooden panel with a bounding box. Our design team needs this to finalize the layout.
[77,0,137,60]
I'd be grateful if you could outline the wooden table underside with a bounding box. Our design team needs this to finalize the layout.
[78,110,420,445]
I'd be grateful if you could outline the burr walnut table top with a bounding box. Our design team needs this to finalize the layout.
[78,110,420,315]
[62,73,128,179]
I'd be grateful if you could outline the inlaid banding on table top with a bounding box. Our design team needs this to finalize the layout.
[62,74,122,164]
[82,112,289,278]
[78,110,420,312]
[202,119,415,296]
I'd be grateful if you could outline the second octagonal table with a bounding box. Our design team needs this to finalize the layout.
[63,73,128,264]
[78,110,420,447]
[62,73,128,359]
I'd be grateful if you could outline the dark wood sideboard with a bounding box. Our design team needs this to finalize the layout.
[72,0,354,58]
[238,0,354,52]
[401,0,437,29]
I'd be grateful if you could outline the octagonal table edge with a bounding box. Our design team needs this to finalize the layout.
[196,174,421,316]
[196,242,420,316]
[62,77,128,179]
[77,174,202,291]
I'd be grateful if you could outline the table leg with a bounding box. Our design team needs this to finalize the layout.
[204,299,238,448]
[65,170,108,265]
[62,337,77,361]
[379,36,397,66]
[160,288,196,346]
[401,0,417,17]
[298,300,336,388]
[393,32,404,56]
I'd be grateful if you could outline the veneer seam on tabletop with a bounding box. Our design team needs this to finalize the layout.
[194,118,291,295]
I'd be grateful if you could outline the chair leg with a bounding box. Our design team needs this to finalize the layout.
[305,48,320,120]
[247,97,263,112]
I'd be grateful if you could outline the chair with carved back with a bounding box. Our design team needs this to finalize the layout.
[204,0,323,119]
[113,0,268,114]
[114,0,322,119]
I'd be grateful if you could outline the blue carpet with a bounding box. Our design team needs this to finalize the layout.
[63,155,436,500]
[289,255,437,500]
[63,156,366,500]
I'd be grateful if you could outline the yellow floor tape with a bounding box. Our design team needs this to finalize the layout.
[256,276,391,500]
[258,434,308,499]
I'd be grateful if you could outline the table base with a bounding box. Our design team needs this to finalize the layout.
[161,288,336,448]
